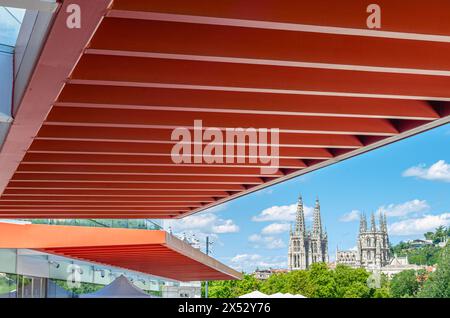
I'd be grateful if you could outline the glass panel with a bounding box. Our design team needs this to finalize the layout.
[0,7,25,47]
[27,218,162,230]
[17,275,46,298]
[0,249,17,274]
[0,273,17,298]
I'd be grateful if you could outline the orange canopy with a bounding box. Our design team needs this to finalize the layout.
[0,222,241,281]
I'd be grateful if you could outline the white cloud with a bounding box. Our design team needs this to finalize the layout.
[252,203,313,222]
[212,219,239,234]
[231,254,261,263]
[261,223,290,235]
[403,160,450,183]
[389,213,450,236]
[266,238,285,249]
[248,234,285,249]
[248,234,263,242]
[165,212,239,235]
[229,254,287,272]
[340,210,361,222]
[377,199,429,217]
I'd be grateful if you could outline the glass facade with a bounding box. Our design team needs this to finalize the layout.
[0,248,164,298]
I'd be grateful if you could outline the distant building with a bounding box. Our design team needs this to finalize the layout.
[162,282,201,298]
[253,269,272,280]
[288,195,328,270]
[253,268,289,280]
[406,239,433,248]
[380,255,433,278]
[335,250,358,267]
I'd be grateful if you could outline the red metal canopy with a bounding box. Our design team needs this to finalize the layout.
[0,0,449,218]
[0,222,241,281]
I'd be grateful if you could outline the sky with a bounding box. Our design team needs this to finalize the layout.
[165,123,450,273]
[0,6,25,47]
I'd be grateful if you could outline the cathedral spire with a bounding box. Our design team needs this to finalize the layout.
[359,212,367,233]
[383,212,388,233]
[378,211,384,232]
[295,194,306,236]
[312,197,323,237]
[370,212,377,232]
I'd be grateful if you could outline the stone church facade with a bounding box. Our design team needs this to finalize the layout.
[288,195,328,270]
[336,212,390,269]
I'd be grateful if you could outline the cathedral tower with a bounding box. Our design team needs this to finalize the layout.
[288,195,328,270]
[357,212,390,269]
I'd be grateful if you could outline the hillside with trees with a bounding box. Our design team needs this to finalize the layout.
[391,226,449,265]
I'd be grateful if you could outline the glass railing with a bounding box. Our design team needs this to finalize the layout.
[24,219,162,230]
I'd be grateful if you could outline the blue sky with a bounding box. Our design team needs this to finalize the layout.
[0,7,25,47]
[166,123,450,272]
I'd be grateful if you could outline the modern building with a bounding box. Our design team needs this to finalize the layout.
[0,220,240,298]
[288,196,328,270]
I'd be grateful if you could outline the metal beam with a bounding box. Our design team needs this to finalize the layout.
[110,0,450,42]
[0,0,112,195]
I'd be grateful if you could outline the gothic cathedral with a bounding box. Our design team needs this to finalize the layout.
[288,195,329,270]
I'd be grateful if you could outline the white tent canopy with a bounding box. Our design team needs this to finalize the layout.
[239,291,306,298]
[270,292,306,298]
[239,290,268,298]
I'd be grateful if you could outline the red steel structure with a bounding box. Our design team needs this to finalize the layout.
[0,0,449,219]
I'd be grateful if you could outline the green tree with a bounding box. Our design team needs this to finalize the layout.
[371,273,391,298]
[424,231,435,241]
[334,264,370,298]
[260,273,289,295]
[54,279,103,295]
[205,279,237,298]
[372,287,390,298]
[434,226,447,244]
[342,282,370,298]
[407,245,441,265]
[205,274,261,298]
[391,241,409,256]
[390,270,419,298]
[418,243,450,298]
[307,263,336,298]
[285,270,314,297]
[234,274,261,297]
